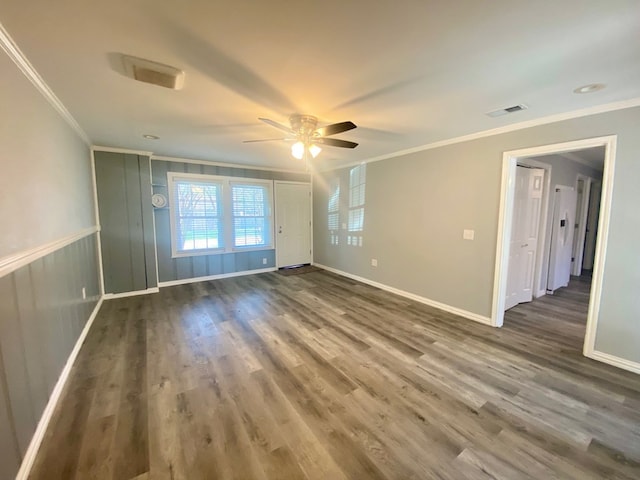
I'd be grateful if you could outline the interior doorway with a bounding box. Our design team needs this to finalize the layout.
[492,136,616,360]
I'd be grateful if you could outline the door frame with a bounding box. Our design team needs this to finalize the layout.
[274,180,312,268]
[491,135,617,359]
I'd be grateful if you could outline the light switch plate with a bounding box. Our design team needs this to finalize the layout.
[463,229,475,240]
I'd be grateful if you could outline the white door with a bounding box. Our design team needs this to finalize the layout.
[571,177,591,276]
[505,166,544,310]
[275,182,312,268]
[582,181,602,271]
[547,186,578,292]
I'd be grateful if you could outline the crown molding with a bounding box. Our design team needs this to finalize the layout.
[151,154,308,174]
[0,22,91,145]
[319,97,640,173]
[92,145,154,157]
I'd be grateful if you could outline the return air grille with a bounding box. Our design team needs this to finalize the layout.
[486,104,528,117]
[122,55,185,90]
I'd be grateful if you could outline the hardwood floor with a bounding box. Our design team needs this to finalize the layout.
[29,270,640,479]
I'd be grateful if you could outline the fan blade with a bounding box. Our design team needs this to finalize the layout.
[243,138,292,143]
[314,121,357,137]
[259,117,295,134]
[314,137,358,149]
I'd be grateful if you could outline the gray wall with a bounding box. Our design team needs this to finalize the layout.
[152,159,309,283]
[314,106,640,365]
[0,234,101,479]
[94,151,158,294]
[0,50,95,259]
[0,47,101,479]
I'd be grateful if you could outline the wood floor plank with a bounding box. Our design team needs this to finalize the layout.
[27,271,640,479]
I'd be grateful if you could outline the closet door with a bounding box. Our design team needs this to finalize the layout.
[94,151,157,294]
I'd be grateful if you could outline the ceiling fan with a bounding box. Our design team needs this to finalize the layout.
[244,114,358,159]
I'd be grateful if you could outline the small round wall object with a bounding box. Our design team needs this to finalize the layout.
[151,193,167,208]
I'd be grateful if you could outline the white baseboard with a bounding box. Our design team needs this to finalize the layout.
[314,263,492,326]
[158,267,277,288]
[586,350,640,375]
[16,296,104,480]
[102,287,160,299]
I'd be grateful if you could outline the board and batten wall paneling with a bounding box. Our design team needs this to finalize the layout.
[151,159,309,283]
[0,233,101,479]
[94,151,158,294]
[0,360,21,480]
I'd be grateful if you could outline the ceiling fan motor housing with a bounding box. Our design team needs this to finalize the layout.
[290,114,318,138]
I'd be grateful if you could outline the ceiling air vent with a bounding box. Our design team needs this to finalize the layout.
[122,55,185,90]
[486,104,528,118]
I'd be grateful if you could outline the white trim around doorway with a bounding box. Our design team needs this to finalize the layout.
[491,136,617,365]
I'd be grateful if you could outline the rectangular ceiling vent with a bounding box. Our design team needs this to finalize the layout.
[486,104,528,117]
[122,55,185,90]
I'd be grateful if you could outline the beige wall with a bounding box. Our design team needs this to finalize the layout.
[314,106,640,365]
[0,50,94,259]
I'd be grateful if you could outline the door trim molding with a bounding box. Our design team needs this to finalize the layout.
[492,136,617,363]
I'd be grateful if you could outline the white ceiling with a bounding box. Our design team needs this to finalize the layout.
[1,1,639,171]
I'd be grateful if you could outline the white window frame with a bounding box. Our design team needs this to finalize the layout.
[328,178,340,246]
[347,164,366,247]
[167,172,274,258]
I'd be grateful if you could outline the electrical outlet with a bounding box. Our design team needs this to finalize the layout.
[262,257,267,265]
[463,229,475,240]
[371,258,378,267]
[81,287,86,299]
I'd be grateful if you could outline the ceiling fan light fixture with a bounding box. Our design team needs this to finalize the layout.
[309,144,322,158]
[291,141,305,159]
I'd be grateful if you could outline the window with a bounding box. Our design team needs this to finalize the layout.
[168,173,273,257]
[347,164,366,247]
[327,178,340,245]
[172,178,223,251]
[231,182,271,248]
